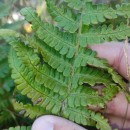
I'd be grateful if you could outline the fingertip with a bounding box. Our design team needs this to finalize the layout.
[32,115,54,130]
[90,42,122,66]
[90,42,130,80]
[32,115,87,130]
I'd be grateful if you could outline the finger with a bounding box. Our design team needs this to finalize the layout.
[105,92,130,120]
[90,42,130,80]
[106,115,130,130]
[32,115,87,130]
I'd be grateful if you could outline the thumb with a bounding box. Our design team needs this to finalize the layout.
[90,42,130,80]
[32,115,87,130]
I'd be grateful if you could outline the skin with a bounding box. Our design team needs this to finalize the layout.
[32,42,130,130]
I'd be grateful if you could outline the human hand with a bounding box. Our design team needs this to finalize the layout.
[32,42,130,130]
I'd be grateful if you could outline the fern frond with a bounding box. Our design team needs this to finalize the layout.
[80,23,130,46]
[21,7,77,58]
[27,36,72,76]
[46,0,80,33]
[103,84,119,102]
[67,87,104,107]
[9,48,63,114]
[77,67,113,86]
[63,107,95,126]
[11,41,111,107]
[8,126,31,130]
[65,1,130,25]
[63,107,111,130]
[82,3,130,25]
[13,101,48,119]
[20,7,41,30]
[0,0,129,129]
[82,2,117,25]
[116,3,130,18]
[21,7,110,70]
[64,0,87,10]
[37,24,77,58]
[91,112,111,130]
[9,39,68,95]
[19,7,128,91]
[74,48,108,68]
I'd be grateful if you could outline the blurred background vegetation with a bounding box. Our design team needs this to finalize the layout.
[0,0,49,129]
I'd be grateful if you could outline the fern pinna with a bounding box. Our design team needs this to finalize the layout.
[0,0,130,130]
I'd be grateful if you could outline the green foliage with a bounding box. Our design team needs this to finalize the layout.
[0,42,15,129]
[0,1,26,129]
[0,1,130,130]
[8,126,31,130]
[0,1,12,19]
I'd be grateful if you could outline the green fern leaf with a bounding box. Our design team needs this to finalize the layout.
[7,41,118,129]
[46,0,80,33]
[21,8,110,70]
[65,1,130,25]
[64,0,88,10]
[80,23,130,46]
[21,7,77,58]
[63,107,95,126]
[8,126,31,130]
[116,3,130,18]
[73,48,108,68]
[27,36,72,76]
[103,84,119,102]
[9,48,63,114]
[77,67,113,86]
[9,39,68,95]
[82,3,130,25]
[13,101,48,119]
[1,1,130,129]
[82,2,117,25]
[91,112,111,130]
[65,0,84,10]
[63,107,111,130]
[37,24,77,58]
[67,87,104,107]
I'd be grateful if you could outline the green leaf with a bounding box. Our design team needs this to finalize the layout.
[91,112,111,130]
[8,126,31,130]
[67,87,104,107]
[0,1,129,129]
[82,3,117,25]
[13,101,48,119]
[20,7,41,30]
[65,0,86,10]
[9,39,69,95]
[80,23,130,46]
[37,23,77,58]
[9,48,63,114]
[27,36,72,76]
[46,0,80,33]
[77,67,113,86]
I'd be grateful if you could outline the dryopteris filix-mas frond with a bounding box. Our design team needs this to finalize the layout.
[0,1,130,130]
